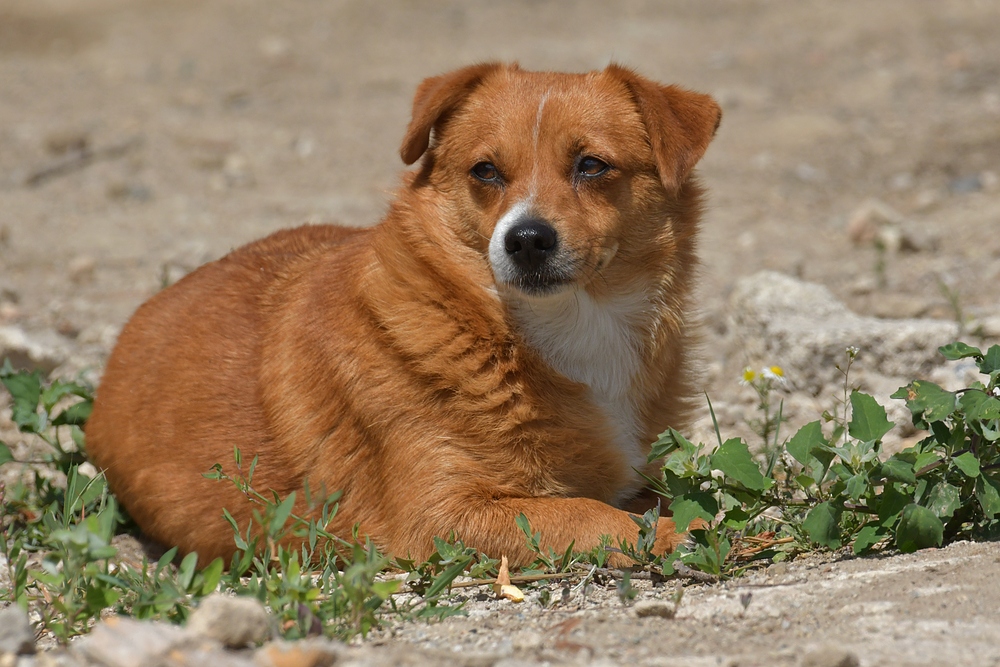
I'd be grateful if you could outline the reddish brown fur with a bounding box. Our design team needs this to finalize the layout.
[85,63,721,567]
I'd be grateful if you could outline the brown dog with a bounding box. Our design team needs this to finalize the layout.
[85,63,721,567]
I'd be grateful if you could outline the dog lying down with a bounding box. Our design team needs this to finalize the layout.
[85,63,722,567]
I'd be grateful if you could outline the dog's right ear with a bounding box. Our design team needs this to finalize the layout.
[400,63,505,166]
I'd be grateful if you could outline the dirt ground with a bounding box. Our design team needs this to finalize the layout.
[2,0,1000,664]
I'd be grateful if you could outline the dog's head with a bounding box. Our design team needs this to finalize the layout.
[400,63,721,300]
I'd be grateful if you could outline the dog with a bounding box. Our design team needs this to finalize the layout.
[85,63,721,567]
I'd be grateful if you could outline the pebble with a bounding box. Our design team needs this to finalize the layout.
[947,174,982,194]
[845,198,934,253]
[43,130,89,156]
[67,256,96,285]
[632,600,677,619]
[799,646,860,667]
[256,640,344,667]
[0,606,36,656]
[846,198,902,245]
[73,617,188,667]
[187,594,274,648]
[970,315,1000,339]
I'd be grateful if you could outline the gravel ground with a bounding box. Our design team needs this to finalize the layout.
[2,0,1000,664]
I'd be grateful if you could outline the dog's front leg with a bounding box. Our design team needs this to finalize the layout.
[443,495,689,568]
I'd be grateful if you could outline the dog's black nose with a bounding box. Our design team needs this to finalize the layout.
[504,220,557,272]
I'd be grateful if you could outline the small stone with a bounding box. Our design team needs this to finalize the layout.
[799,646,860,667]
[846,198,903,245]
[256,639,345,667]
[913,188,940,210]
[970,315,1000,339]
[35,650,89,667]
[0,285,18,306]
[948,174,982,194]
[222,153,254,187]
[0,605,35,656]
[73,617,187,667]
[633,600,676,619]
[794,162,825,183]
[44,129,89,156]
[258,36,291,60]
[67,255,96,285]
[510,630,543,651]
[187,594,274,648]
[162,644,258,667]
[888,172,914,191]
[106,181,152,202]
[981,170,999,192]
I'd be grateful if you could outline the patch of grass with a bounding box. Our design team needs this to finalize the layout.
[2,342,999,641]
[0,359,475,642]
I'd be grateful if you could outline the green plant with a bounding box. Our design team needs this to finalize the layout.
[0,361,115,640]
[649,343,1000,578]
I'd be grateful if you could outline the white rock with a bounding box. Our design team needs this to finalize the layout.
[0,325,70,374]
[73,617,188,667]
[728,271,959,396]
[187,594,274,648]
[0,605,35,656]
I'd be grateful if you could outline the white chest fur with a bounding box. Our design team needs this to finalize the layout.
[506,288,649,491]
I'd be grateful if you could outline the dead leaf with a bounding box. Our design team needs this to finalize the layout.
[494,555,524,602]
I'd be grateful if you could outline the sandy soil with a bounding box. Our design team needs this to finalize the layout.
[2,1,1000,664]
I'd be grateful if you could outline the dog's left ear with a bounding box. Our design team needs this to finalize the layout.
[606,64,722,193]
[400,62,506,166]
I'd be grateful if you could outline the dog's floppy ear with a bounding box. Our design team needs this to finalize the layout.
[606,64,722,193]
[400,62,506,166]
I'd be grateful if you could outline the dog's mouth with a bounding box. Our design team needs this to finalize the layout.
[503,269,574,297]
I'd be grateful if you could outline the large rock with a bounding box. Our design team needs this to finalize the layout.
[728,271,959,396]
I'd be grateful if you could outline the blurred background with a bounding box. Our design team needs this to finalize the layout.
[0,0,998,437]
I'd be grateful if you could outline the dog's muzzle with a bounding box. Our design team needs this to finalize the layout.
[489,206,573,296]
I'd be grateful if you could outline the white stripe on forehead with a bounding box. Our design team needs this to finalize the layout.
[530,89,551,196]
[532,89,551,151]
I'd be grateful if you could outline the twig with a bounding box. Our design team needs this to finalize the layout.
[733,536,795,559]
[25,137,142,187]
[673,563,719,584]
[444,571,574,590]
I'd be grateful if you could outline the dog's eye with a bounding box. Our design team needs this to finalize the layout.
[471,162,502,183]
[577,156,610,178]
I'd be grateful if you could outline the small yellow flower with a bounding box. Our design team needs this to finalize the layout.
[769,366,784,378]
[740,367,757,385]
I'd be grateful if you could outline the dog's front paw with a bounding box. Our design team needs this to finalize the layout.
[653,516,710,555]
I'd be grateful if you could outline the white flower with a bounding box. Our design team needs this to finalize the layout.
[761,366,787,384]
